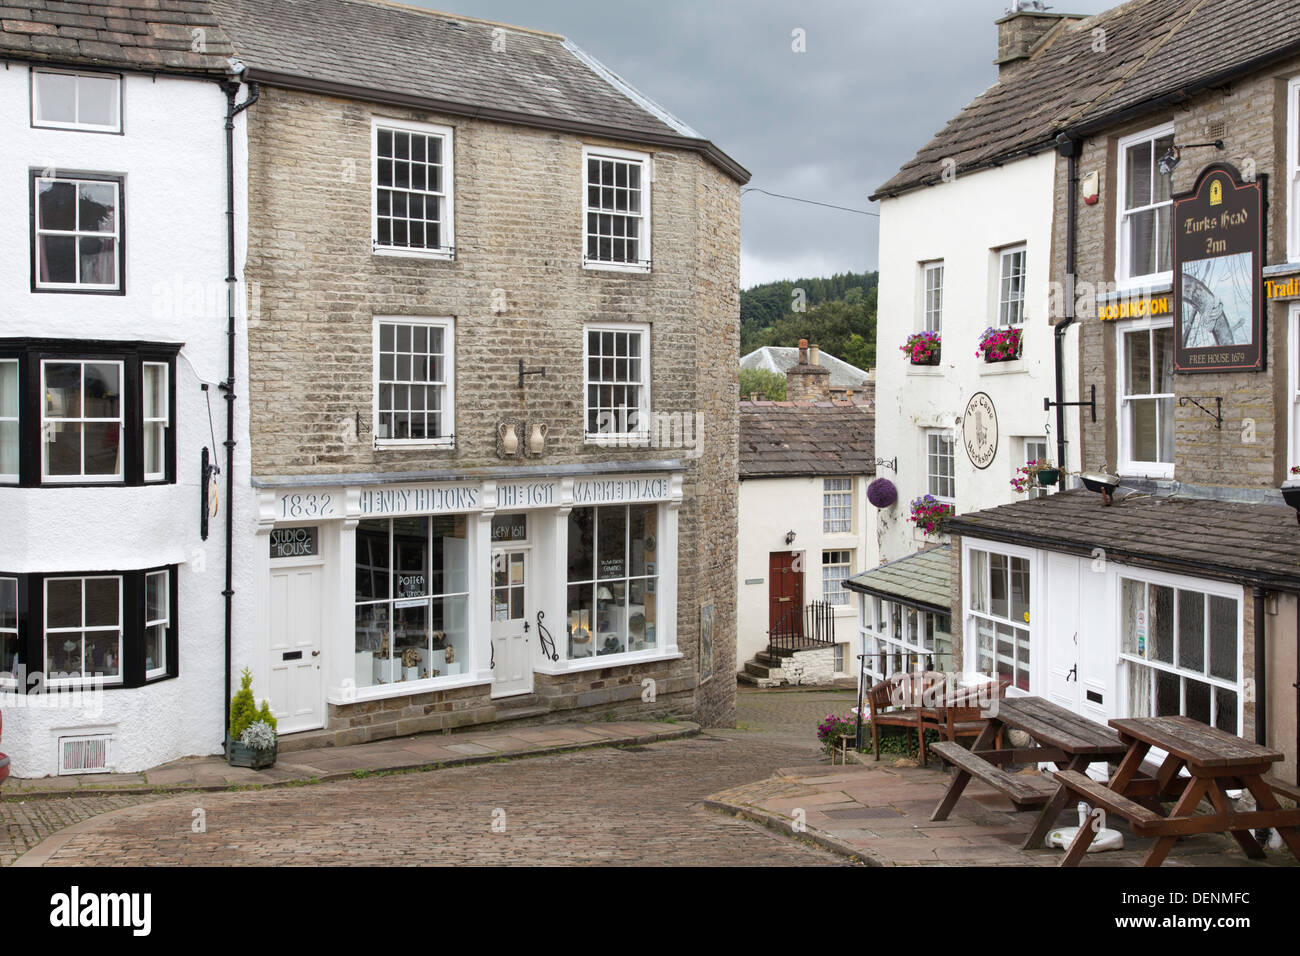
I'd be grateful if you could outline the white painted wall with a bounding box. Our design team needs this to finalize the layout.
[736,475,878,676]
[874,153,1081,563]
[0,68,254,776]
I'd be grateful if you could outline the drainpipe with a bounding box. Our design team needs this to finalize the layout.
[219,74,259,746]
[1295,595,1299,786]
[1053,134,1082,486]
[1253,588,1266,747]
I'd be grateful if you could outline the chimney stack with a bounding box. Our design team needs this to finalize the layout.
[995,4,1079,78]
[785,340,831,403]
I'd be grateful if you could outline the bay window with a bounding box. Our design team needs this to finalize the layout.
[1,578,17,685]
[32,172,122,292]
[968,548,1031,691]
[1118,322,1174,477]
[566,504,658,658]
[861,596,952,684]
[0,360,17,483]
[45,576,122,684]
[1120,576,1240,733]
[354,516,470,688]
[42,360,123,482]
[1117,125,1175,286]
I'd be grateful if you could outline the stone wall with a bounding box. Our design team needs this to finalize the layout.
[243,87,741,728]
[1052,56,1300,487]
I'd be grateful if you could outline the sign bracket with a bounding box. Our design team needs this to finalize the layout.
[1178,395,1223,429]
[1044,384,1096,424]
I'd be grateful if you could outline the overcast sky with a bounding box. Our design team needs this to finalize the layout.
[408,0,1116,288]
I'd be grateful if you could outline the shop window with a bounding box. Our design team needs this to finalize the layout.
[1118,322,1174,477]
[583,146,650,271]
[1117,124,1175,287]
[926,430,955,503]
[823,477,852,533]
[372,118,454,258]
[32,69,121,132]
[860,596,952,684]
[997,246,1027,326]
[373,318,454,445]
[922,260,943,333]
[354,516,470,688]
[968,548,1031,691]
[566,504,658,659]
[32,172,122,292]
[0,341,176,487]
[584,324,650,438]
[1120,576,1240,733]
[822,550,852,606]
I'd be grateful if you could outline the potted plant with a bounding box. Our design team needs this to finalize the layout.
[976,326,1023,362]
[1282,466,1300,524]
[1011,459,1061,493]
[226,667,278,769]
[907,494,954,536]
[901,331,941,366]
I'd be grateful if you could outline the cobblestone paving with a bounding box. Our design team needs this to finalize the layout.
[1,793,166,867]
[14,687,850,866]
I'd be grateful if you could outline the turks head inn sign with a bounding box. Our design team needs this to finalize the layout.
[1173,163,1265,373]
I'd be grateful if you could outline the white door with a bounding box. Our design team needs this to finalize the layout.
[267,562,325,734]
[1045,552,1081,714]
[490,548,532,698]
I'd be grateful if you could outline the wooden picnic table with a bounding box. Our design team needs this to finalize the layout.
[930,696,1132,850]
[1056,715,1300,867]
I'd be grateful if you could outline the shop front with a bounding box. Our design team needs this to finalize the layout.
[252,469,683,742]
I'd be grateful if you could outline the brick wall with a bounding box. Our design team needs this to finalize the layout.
[244,87,740,727]
[1053,56,1300,487]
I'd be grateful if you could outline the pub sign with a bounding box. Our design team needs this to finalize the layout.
[1172,164,1265,373]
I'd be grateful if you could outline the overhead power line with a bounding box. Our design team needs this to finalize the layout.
[740,187,879,217]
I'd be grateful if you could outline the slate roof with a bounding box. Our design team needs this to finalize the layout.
[873,0,1300,200]
[739,400,875,479]
[740,346,873,390]
[944,489,1300,592]
[845,545,951,614]
[0,0,236,73]
[207,0,748,181]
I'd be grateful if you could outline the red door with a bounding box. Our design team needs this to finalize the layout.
[768,551,804,637]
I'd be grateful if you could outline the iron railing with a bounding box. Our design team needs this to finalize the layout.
[767,600,837,654]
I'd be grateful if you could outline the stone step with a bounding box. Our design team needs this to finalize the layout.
[744,659,776,678]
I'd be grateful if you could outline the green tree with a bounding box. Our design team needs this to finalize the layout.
[739,367,786,401]
[740,271,878,360]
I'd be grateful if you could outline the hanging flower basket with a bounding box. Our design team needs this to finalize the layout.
[1012,460,1060,493]
[976,326,1023,363]
[867,477,898,508]
[907,495,953,536]
[901,331,941,366]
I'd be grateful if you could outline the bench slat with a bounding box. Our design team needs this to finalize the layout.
[1054,770,1167,834]
[930,741,1056,807]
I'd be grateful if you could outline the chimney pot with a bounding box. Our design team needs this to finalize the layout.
[810,344,821,366]
[798,339,809,365]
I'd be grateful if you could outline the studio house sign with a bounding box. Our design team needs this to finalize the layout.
[1173,164,1265,372]
[962,392,998,470]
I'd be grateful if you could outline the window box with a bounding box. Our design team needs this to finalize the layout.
[908,495,953,537]
[977,326,1022,363]
[902,331,941,365]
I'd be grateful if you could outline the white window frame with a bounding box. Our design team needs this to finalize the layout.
[144,569,169,680]
[821,550,853,606]
[0,359,18,484]
[922,260,943,333]
[583,322,651,443]
[925,429,955,503]
[1289,77,1300,263]
[0,576,17,688]
[33,174,122,292]
[1117,317,1175,479]
[822,477,853,534]
[371,317,455,448]
[860,595,953,684]
[582,145,652,273]
[965,543,1034,693]
[142,362,168,482]
[1290,303,1300,469]
[31,68,122,133]
[1022,436,1051,500]
[40,359,125,483]
[1115,567,1243,735]
[371,117,455,260]
[1116,122,1176,290]
[997,245,1027,326]
[44,575,123,687]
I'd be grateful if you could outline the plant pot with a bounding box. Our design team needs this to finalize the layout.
[910,351,940,366]
[1035,468,1061,486]
[226,737,276,770]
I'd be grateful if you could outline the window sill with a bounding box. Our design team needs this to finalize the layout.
[327,672,490,705]
[905,366,946,378]
[979,361,1029,376]
[372,247,455,262]
[536,647,682,676]
[32,286,125,296]
[1118,465,1174,481]
[1109,275,1173,297]
[582,262,652,275]
[584,432,651,447]
[374,440,455,451]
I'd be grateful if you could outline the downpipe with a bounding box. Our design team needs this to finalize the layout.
[1054,134,1082,487]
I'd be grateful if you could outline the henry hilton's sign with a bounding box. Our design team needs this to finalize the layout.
[1172,164,1265,373]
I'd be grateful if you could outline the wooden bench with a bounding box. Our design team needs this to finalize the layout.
[1053,769,1171,837]
[929,741,1058,819]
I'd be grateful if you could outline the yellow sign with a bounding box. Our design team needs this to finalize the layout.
[1265,276,1300,300]
[1099,294,1173,321]
[1210,181,1223,206]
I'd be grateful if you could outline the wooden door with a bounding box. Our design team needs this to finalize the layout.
[768,551,803,636]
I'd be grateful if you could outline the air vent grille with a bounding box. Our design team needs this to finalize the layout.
[58,734,112,775]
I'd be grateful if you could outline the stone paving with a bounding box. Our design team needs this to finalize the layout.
[705,756,1300,867]
[0,793,167,868]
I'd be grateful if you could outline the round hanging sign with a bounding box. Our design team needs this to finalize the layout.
[962,392,998,470]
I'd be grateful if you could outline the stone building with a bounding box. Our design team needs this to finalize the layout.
[879,0,1300,776]
[208,0,747,746]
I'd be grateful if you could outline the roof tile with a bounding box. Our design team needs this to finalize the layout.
[739,401,875,479]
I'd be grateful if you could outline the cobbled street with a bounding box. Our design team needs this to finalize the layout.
[3,688,858,866]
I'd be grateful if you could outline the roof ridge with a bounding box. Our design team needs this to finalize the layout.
[343,0,565,40]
